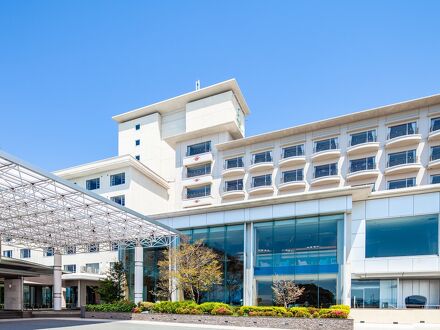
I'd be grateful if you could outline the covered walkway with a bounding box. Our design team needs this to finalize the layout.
[0,150,179,310]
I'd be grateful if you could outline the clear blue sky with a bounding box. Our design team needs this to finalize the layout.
[1,1,440,171]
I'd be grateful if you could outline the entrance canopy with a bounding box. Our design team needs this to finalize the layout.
[0,150,179,254]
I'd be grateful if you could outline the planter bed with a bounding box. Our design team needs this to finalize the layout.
[85,312,353,330]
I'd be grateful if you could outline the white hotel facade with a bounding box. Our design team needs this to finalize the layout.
[6,79,440,309]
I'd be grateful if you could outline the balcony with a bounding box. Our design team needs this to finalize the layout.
[385,134,421,149]
[346,169,379,181]
[182,196,214,208]
[311,175,341,186]
[429,149,440,169]
[248,185,274,195]
[278,180,306,191]
[183,152,213,167]
[279,155,306,167]
[347,142,380,156]
[249,152,273,172]
[222,188,245,199]
[429,130,440,141]
[386,124,420,149]
[182,174,213,187]
[385,161,421,176]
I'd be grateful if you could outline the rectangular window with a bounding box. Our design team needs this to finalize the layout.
[350,130,377,146]
[135,124,140,130]
[135,155,140,161]
[431,117,440,132]
[43,247,54,257]
[64,264,76,273]
[366,215,438,258]
[20,248,31,258]
[86,178,100,190]
[431,146,440,161]
[2,250,12,258]
[88,243,99,253]
[351,279,397,309]
[387,150,416,167]
[282,144,304,158]
[314,163,338,178]
[187,163,211,178]
[314,137,338,153]
[224,156,244,169]
[186,184,211,199]
[388,177,415,190]
[110,195,125,206]
[66,246,76,255]
[252,174,272,187]
[110,173,125,186]
[388,122,417,139]
[252,151,272,164]
[350,157,375,173]
[431,175,440,184]
[186,141,211,156]
[111,242,119,251]
[225,179,243,191]
[135,139,140,146]
[85,263,100,274]
[281,169,304,183]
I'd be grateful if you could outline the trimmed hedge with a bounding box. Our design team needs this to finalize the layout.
[88,300,350,319]
[85,300,136,313]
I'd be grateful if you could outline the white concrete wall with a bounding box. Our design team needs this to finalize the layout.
[350,192,440,275]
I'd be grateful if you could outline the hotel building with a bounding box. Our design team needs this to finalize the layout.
[6,79,440,309]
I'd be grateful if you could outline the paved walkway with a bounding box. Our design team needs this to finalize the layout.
[1,318,440,330]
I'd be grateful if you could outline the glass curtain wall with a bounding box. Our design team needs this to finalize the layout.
[254,214,343,307]
[121,246,167,302]
[182,225,244,305]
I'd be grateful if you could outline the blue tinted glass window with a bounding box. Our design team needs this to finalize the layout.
[110,173,125,186]
[186,185,211,199]
[282,169,303,182]
[366,215,438,258]
[388,122,416,139]
[187,141,211,156]
[314,138,338,153]
[111,195,125,206]
[64,264,76,273]
[20,248,31,258]
[225,157,244,169]
[135,139,140,146]
[388,177,415,190]
[135,124,140,130]
[432,175,440,184]
[283,144,304,158]
[252,174,272,187]
[431,118,440,132]
[2,250,12,258]
[135,155,140,161]
[387,150,416,167]
[350,130,376,146]
[350,157,375,173]
[225,179,243,191]
[431,146,440,161]
[86,178,100,190]
[314,163,337,178]
[252,151,272,164]
[187,163,211,177]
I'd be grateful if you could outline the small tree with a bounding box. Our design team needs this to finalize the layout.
[158,239,223,303]
[97,261,127,303]
[151,249,178,301]
[272,276,305,308]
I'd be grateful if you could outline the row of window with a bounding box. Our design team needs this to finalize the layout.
[3,248,31,258]
[63,262,101,274]
[86,173,126,191]
[186,173,440,198]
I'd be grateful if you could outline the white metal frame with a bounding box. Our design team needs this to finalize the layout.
[0,150,179,254]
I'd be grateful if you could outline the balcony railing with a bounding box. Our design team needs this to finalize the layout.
[281,145,304,159]
[314,164,338,178]
[187,165,211,178]
[251,152,272,164]
[387,123,418,140]
[313,139,339,153]
[349,130,377,147]
[185,185,211,199]
[281,171,304,183]
[251,176,272,188]
[431,147,440,161]
[224,157,244,169]
[81,265,100,274]
[387,151,417,167]
[224,180,244,192]
[349,158,376,173]
[186,141,211,156]
[431,118,440,132]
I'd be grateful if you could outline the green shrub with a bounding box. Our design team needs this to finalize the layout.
[137,301,155,312]
[211,305,234,315]
[239,306,291,317]
[152,301,197,314]
[320,309,349,319]
[85,300,136,313]
[199,302,231,313]
[176,306,203,315]
[330,304,350,311]
[289,307,311,318]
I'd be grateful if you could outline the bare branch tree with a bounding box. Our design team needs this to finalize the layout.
[271,276,305,308]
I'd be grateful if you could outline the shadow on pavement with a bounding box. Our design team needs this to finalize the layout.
[0,319,113,330]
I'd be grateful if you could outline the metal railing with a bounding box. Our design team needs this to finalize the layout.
[387,123,418,139]
[313,139,339,153]
[251,152,273,164]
